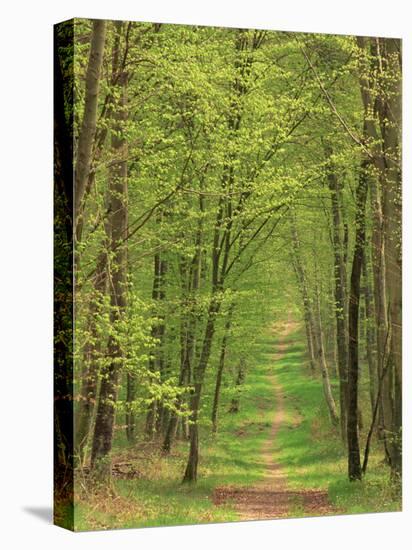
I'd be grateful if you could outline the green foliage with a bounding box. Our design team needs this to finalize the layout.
[69,19,401,528]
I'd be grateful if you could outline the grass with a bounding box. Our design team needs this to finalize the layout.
[74,340,276,530]
[73,324,401,530]
[273,328,401,517]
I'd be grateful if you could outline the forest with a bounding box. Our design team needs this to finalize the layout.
[54,18,402,530]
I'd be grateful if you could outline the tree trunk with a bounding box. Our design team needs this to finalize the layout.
[229,357,246,414]
[74,20,106,238]
[362,251,378,418]
[90,27,128,479]
[380,38,402,478]
[357,36,402,478]
[292,218,339,426]
[163,192,204,454]
[75,252,107,463]
[327,160,349,440]
[211,304,235,432]
[347,156,369,481]
[125,373,136,443]
[313,281,340,427]
[369,175,389,451]
[290,219,317,373]
[145,249,168,439]
[182,296,221,482]
[303,315,316,375]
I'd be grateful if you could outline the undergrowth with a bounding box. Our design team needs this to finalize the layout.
[74,324,401,530]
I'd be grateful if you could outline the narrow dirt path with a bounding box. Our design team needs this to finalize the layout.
[213,318,335,521]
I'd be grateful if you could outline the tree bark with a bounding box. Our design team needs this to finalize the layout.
[313,279,340,427]
[291,217,338,425]
[357,36,402,478]
[347,155,369,481]
[145,249,168,439]
[380,38,402,478]
[362,251,378,418]
[75,252,107,463]
[369,176,389,447]
[74,20,106,238]
[229,357,246,414]
[90,25,128,479]
[162,192,204,454]
[211,304,235,432]
[183,296,222,482]
[290,219,316,373]
[326,158,349,440]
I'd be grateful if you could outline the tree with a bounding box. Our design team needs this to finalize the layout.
[90,22,128,478]
[347,154,369,481]
[74,19,106,242]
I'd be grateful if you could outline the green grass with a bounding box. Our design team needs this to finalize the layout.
[273,328,401,516]
[74,341,276,530]
[74,324,401,530]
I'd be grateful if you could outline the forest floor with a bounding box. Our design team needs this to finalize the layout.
[213,319,336,520]
[74,319,401,530]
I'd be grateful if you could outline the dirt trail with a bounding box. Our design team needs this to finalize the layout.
[213,318,335,521]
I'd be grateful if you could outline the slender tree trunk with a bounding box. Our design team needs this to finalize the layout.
[211,304,235,432]
[74,20,106,238]
[347,155,369,481]
[314,280,340,427]
[303,315,316,375]
[124,374,136,443]
[75,252,107,463]
[369,159,390,452]
[154,257,168,432]
[362,250,378,418]
[90,27,128,479]
[182,210,226,481]
[183,296,222,482]
[291,217,338,425]
[162,275,193,451]
[145,249,168,439]
[161,268,192,452]
[72,20,107,470]
[327,161,349,440]
[163,192,204,454]
[229,357,246,414]
[290,219,316,373]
